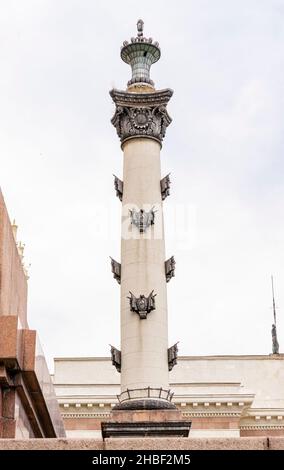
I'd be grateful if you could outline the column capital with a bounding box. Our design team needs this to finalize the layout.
[110,88,173,147]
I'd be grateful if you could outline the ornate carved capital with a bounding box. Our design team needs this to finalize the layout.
[110,89,173,146]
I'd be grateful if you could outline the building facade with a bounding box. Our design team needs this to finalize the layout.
[53,354,284,438]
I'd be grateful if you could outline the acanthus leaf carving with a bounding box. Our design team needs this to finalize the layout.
[111,105,172,144]
[110,89,173,145]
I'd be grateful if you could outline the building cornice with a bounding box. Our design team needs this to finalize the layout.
[62,413,110,419]
[177,355,284,361]
[54,354,284,363]
[110,89,173,107]
[182,411,242,418]
[240,425,284,430]
[54,357,112,362]
[245,408,284,416]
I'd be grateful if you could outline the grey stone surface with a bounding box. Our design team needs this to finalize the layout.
[0,439,104,450]
[269,437,284,450]
[1,437,284,450]
[105,437,269,450]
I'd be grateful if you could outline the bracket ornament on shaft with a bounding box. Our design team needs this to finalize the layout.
[160,174,171,200]
[165,256,176,283]
[110,257,121,284]
[128,290,157,319]
[110,345,121,373]
[168,342,179,371]
[129,208,156,233]
[113,175,123,201]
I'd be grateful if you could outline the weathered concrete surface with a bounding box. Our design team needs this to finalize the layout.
[105,437,268,450]
[0,437,283,450]
[0,439,104,450]
[268,438,284,450]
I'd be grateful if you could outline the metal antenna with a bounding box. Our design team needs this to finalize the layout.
[271,275,277,326]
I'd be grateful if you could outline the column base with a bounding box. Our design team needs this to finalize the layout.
[114,398,177,410]
[101,408,191,439]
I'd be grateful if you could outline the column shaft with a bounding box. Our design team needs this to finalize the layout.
[120,138,169,391]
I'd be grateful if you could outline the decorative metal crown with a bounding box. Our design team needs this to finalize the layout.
[120,19,161,88]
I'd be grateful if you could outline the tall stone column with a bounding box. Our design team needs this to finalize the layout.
[120,136,168,393]
[110,20,176,410]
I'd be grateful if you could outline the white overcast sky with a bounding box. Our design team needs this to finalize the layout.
[0,0,284,371]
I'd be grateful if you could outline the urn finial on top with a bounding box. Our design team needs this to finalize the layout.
[120,20,161,89]
[136,19,144,38]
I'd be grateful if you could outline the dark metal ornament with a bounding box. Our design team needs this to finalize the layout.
[113,175,123,201]
[110,257,121,284]
[160,174,171,200]
[129,208,156,233]
[272,324,279,354]
[127,290,157,319]
[168,342,179,371]
[110,345,121,372]
[165,256,176,282]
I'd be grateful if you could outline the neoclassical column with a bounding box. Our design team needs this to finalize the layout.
[110,20,176,409]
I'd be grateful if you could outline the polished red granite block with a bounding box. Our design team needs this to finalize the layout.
[0,189,65,438]
[0,190,28,327]
[0,316,24,368]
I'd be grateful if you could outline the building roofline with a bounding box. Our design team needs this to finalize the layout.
[54,354,284,362]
